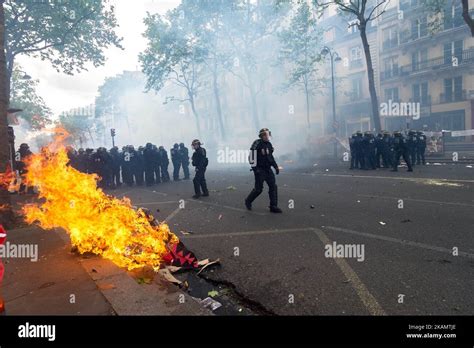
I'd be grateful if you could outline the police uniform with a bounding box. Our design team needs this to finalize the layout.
[191,140,209,198]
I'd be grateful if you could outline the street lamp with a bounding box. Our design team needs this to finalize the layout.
[321,46,341,159]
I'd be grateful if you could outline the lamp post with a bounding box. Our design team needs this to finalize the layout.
[321,46,341,159]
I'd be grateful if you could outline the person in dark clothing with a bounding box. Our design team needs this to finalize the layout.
[362,131,376,170]
[391,131,413,172]
[85,148,94,174]
[407,130,417,168]
[170,143,181,181]
[179,143,190,180]
[152,145,161,184]
[416,131,427,165]
[354,131,365,170]
[375,133,384,168]
[16,143,34,194]
[91,147,112,189]
[158,146,170,182]
[349,134,357,169]
[191,139,209,199]
[109,147,122,188]
[382,131,393,168]
[76,148,88,173]
[143,143,156,186]
[244,128,282,213]
[122,145,135,186]
[135,146,145,186]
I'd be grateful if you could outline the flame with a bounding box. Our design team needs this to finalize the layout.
[20,127,179,271]
[0,163,19,192]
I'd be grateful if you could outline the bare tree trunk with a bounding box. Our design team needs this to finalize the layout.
[359,21,381,132]
[212,65,226,139]
[0,0,14,228]
[189,94,202,139]
[462,0,474,37]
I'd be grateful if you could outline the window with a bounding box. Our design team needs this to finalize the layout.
[350,46,362,61]
[351,78,363,100]
[444,41,463,65]
[411,16,427,39]
[385,87,399,102]
[412,82,429,106]
[443,76,463,103]
[444,2,463,29]
[411,49,428,71]
[383,56,399,78]
[383,26,398,49]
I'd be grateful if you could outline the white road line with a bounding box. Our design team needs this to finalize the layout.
[357,194,474,208]
[188,199,267,216]
[299,172,474,183]
[138,188,168,196]
[182,227,314,239]
[313,228,386,316]
[137,201,179,206]
[164,206,183,223]
[323,226,474,259]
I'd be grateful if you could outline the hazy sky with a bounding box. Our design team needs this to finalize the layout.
[16,0,180,116]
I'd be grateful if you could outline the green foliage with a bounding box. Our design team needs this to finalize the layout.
[4,0,122,76]
[10,65,52,130]
[278,2,322,94]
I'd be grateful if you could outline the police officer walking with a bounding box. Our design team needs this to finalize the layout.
[191,139,209,199]
[391,131,413,172]
[244,128,282,213]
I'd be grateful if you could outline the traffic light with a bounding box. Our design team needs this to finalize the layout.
[110,128,116,137]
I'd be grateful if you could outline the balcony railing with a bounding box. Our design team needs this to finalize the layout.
[440,90,467,104]
[380,49,474,81]
[409,95,431,107]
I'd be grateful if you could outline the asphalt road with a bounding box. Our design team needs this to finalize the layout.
[107,162,474,315]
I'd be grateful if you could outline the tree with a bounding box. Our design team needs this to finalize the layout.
[315,0,389,132]
[4,0,123,98]
[421,0,474,36]
[58,113,96,148]
[0,0,14,227]
[140,9,207,138]
[220,0,288,130]
[278,2,322,129]
[10,65,52,130]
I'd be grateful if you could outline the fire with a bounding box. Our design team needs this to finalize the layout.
[21,128,179,271]
[0,163,19,193]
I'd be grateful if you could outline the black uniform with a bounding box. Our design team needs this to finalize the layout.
[122,146,135,186]
[407,131,417,168]
[135,147,145,186]
[245,139,279,209]
[362,133,376,170]
[391,133,413,172]
[416,132,427,165]
[170,144,181,181]
[354,133,365,169]
[192,146,209,197]
[158,146,170,182]
[179,144,190,180]
[143,144,156,186]
[375,134,384,168]
[109,147,122,188]
[349,135,357,169]
[152,146,161,184]
[382,133,392,168]
[16,144,34,194]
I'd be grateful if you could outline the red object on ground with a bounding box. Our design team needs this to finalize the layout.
[164,241,199,269]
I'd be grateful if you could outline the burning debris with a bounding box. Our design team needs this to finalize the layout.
[6,127,217,274]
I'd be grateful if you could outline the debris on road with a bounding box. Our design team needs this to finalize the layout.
[208,290,219,298]
[200,297,222,311]
[218,214,223,220]
[226,185,237,191]
[379,221,386,226]
[310,205,315,209]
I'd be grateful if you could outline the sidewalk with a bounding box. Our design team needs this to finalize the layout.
[1,225,211,315]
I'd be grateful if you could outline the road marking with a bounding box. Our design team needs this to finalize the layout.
[182,227,314,239]
[164,206,183,223]
[323,226,474,259]
[357,194,474,208]
[188,199,267,216]
[300,172,474,184]
[137,201,179,206]
[313,228,386,316]
[138,188,168,196]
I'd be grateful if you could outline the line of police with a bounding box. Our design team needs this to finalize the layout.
[65,140,209,198]
[349,130,427,172]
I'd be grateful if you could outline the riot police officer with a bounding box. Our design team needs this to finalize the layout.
[416,131,427,165]
[362,131,376,170]
[407,130,417,168]
[354,131,365,170]
[158,146,170,182]
[143,143,155,186]
[136,146,145,186]
[244,128,282,213]
[179,143,190,180]
[191,139,209,199]
[349,134,357,169]
[170,143,181,181]
[391,131,413,172]
[16,143,33,194]
[109,146,122,188]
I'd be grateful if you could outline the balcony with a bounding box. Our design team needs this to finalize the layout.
[349,59,364,69]
[409,95,431,108]
[380,49,474,82]
[440,90,467,104]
